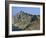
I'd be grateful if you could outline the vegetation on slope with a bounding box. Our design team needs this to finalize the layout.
[12,11,40,31]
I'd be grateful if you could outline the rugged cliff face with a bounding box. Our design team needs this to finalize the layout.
[12,11,40,31]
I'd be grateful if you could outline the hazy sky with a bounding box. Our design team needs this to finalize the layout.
[12,7,40,16]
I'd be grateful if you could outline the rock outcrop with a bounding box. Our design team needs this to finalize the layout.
[12,11,40,31]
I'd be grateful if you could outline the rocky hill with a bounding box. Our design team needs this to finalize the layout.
[12,11,40,31]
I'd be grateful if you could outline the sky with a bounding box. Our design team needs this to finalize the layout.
[12,7,40,16]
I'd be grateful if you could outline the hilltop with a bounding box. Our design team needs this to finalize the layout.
[12,11,40,31]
